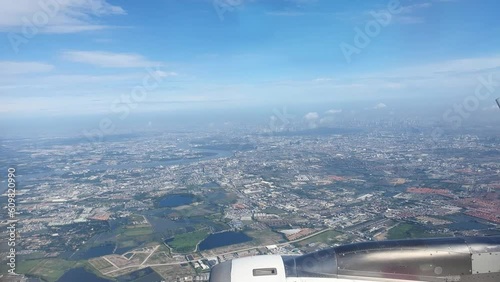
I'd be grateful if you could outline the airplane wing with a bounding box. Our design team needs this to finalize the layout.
[210,236,500,282]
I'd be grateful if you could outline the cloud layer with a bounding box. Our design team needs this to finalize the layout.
[0,61,54,74]
[61,51,162,68]
[0,0,125,33]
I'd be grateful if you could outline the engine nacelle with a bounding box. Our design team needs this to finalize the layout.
[210,236,500,282]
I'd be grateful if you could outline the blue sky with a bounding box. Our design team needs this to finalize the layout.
[1,0,500,117]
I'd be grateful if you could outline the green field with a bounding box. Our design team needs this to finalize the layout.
[245,229,284,245]
[387,223,434,240]
[123,226,154,236]
[14,259,80,282]
[296,230,342,246]
[117,239,137,249]
[166,229,209,253]
[13,259,45,275]
[113,223,158,254]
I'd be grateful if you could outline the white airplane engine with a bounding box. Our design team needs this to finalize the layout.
[210,236,500,282]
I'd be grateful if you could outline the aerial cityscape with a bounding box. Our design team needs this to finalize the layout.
[1,0,500,281]
[1,116,499,281]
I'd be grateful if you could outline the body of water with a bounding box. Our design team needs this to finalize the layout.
[116,267,164,282]
[75,243,115,260]
[446,214,493,230]
[115,246,135,255]
[159,194,195,208]
[57,268,112,282]
[198,231,252,251]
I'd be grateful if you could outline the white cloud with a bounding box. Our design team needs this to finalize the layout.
[373,103,387,109]
[0,0,125,34]
[39,73,142,84]
[385,56,500,76]
[61,51,162,68]
[313,77,335,82]
[304,112,320,128]
[320,116,336,124]
[400,2,433,14]
[3,54,499,115]
[0,61,54,74]
[334,1,431,25]
[266,11,306,17]
[392,1,458,25]
[0,69,178,94]
[155,71,178,78]
[304,112,319,120]
[43,25,109,33]
[325,109,343,114]
[392,2,432,25]
[357,55,500,90]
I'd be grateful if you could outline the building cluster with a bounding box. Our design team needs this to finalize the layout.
[1,122,499,281]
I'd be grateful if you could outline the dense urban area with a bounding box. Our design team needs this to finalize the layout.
[1,119,499,282]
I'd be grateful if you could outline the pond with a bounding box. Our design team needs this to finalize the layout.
[116,267,164,282]
[159,194,195,208]
[74,243,115,260]
[446,214,493,230]
[198,231,252,251]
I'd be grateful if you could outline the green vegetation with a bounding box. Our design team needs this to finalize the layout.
[89,258,114,271]
[14,259,45,275]
[118,239,137,248]
[172,205,214,217]
[262,207,286,215]
[245,229,284,245]
[166,229,210,253]
[15,252,46,261]
[14,259,79,282]
[116,227,154,241]
[82,261,114,281]
[115,220,157,252]
[206,191,238,205]
[123,226,154,236]
[297,230,342,246]
[128,214,147,223]
[387,222,433,240]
